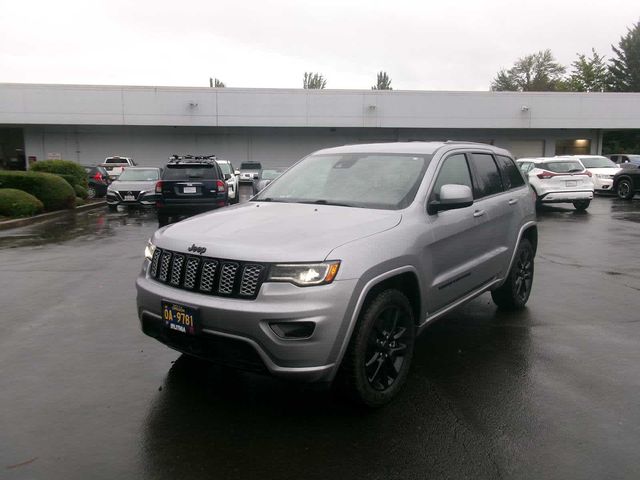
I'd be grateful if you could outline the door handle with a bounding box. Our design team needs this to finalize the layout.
[508,198,518,205]
[473,209,486,218]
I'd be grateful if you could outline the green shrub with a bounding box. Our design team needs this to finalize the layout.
[74,184,88,199]
[56,174,77,188]
[75,197,87,206]
[0,171,76,211]
[0,188,44,217]
[31,160,87,188]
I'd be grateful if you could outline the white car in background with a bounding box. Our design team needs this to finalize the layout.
[517,157,594,210]
[100,156,136,180]
[565,155,621,193]
[216,159,240,204]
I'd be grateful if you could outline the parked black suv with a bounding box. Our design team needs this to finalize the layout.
[155,156,228,226]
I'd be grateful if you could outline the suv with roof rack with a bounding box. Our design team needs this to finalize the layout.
[137,142,537,406]
[155,155,228,226]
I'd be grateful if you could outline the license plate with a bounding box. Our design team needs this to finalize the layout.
[183,186,197,194]
[124,195,135,201]
[162,301,198,335]
[566,180,577,187]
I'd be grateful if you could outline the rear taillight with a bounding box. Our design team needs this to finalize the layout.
[93,172,103,181]
[155,181,163,193]
[536,170,557,179]
[216,180,226,193]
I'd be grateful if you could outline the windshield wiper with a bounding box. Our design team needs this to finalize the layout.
[567,169,583,173]
[297,199,357,207]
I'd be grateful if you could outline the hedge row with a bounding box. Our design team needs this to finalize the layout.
[31,160,87,188]
[0,170,76,211]
[0,188,44,217]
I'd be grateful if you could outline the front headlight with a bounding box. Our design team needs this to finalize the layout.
[144,239,156,261]
[267,261,340,287]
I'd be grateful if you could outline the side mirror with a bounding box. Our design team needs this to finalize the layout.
[234,170,240,175]
[223,173,231,180]
[253,173,259,179]
[428,184,473,214]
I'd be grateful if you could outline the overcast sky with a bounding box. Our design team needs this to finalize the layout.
[1,0,638,91]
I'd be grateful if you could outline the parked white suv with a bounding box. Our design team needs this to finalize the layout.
[517,157,594,210]
[565,155,621,193]
[216,159,240,204]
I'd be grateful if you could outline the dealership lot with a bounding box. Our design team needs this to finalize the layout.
[1,192,639,479]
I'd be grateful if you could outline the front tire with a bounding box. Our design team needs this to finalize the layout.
[491,239,534,310]
[338,289,415,407]
[617,179,634,200]
[108,204,117,212]
[572,199,590,210]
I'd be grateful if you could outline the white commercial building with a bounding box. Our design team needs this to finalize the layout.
[1,83,639,170]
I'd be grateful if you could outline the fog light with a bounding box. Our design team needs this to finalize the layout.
[269,321,315,339]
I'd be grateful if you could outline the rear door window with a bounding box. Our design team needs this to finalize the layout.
[431,154,473,201]
[496,155,526,189]
[470,153,504,198]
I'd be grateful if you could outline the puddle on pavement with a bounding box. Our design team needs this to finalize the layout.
[0,207,158,249]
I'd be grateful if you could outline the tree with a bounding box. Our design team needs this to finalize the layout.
[372,71,392,90]
[609,20,640,92]
[303,72,326,89]
[209,77,225,88]
[491,49,566,91]
[568,49,611,92]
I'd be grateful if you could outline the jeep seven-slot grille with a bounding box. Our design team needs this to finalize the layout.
[149,248,266,299]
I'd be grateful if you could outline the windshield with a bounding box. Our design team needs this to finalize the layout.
[163,166,218,180]
[253,153,431,210]
[537,161,584,173]
[117,169,159,181]
[261,170,280,180]
[217,163,232,174]
[241,162,262,170]
[579,157,616,168]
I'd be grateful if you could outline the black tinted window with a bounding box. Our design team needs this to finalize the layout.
[432,154,473,201]
[163,165,219,180]
[241,162,262,170]
[471,153,504,198]
[497,155,525,189]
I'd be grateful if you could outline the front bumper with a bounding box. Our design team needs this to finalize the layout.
[136,264,358,382]
[539,190,594,203]
[593,177,614,192]
[106,191,157,206]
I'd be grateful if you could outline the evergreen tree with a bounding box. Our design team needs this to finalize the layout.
[372,71,392,90]
[303,72,327,89]
[609,20,640,91]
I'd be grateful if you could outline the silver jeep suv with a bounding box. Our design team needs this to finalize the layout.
[136,142,537,406]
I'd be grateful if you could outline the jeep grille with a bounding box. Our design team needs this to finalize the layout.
[148,248,266,300]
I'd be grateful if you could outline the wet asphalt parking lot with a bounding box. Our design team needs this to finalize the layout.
[1,188,640,480]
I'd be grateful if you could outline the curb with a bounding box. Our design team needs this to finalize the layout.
[0,201,106,231]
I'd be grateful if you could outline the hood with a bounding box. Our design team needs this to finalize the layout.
[110,180,157,191]
[154,202,402,262]
[586,167,621,175]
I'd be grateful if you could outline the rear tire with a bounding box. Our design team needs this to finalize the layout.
[572,199,590,210]
[617,179,634,200]
[337,289,415,408]
[87,186,96,199]
[491,239,534,310]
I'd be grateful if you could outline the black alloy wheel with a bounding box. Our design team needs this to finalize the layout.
[513,247,534,304]
[338,289,415,407]
[365,305,411,391]
[617,179,634,200]
[491,238,534,310]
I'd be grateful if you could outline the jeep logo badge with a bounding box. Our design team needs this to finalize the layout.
[188,244,207,255]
